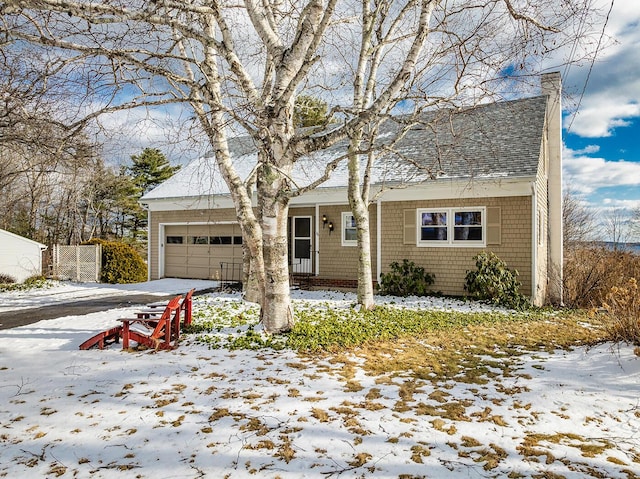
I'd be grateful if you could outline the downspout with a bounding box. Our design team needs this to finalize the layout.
[158,223,165,279]
[142,203,151,282]
[315,204,320,277]
[376,199,382,285]
[531,182,537,304]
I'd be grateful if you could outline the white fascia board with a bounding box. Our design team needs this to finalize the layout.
[143,176,535,212]
[143,195,241,212]
[290,187,347,206]
[378,176,536,202]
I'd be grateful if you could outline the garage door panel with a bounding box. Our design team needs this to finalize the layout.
[186,255,212,266]
[165,264,188,278]
[165,258,185,269]
[163,224,242,280]
[184,266,211,279]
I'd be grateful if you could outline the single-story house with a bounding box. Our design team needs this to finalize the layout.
[141,72,563,306]
[0,228,48,283]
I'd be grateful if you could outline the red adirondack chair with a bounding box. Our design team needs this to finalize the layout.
[136,288,195,331]
[180,288,195,326]
[119,295,182,350]
[78,325,123,350]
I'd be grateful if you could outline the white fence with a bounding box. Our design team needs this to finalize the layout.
[53,245,101,282]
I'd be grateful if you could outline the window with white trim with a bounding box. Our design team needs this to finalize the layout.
[419,210,448,242]
[417,207,485,246]
[342,212,357,246]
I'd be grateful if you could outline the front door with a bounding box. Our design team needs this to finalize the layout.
[291,216,312,274]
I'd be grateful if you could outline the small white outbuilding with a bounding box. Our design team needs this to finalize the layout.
[0,229,48,283]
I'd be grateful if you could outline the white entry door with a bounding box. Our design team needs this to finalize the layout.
[291,216,312,274]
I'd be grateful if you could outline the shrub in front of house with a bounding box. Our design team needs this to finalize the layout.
[0,273,16,284]
[83,239,147,284]
[0,274,51,292]
[23,275,48,287]
[464,252,529,310]
[378,259,435,297]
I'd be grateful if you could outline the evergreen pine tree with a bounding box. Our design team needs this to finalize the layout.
[127,148,180,241]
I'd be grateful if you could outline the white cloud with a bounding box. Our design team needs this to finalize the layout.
[567,98,640,137]
[572,144,600,155]
[88,106,207,167]
[563,144,640,194]
[600,198,640,210]
[563,0,640,138]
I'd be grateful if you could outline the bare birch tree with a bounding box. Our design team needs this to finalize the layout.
[563,188,595,249]
[1,0,600,332]
[632,207,640,243]
[344,0,599,309]
[603,207,630,250]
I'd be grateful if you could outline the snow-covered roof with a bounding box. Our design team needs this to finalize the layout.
[0,228,47,249]
[142,95,547,202]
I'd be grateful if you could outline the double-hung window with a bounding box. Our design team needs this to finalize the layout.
[417,207,485,247]
[419,210,448,242]
[342,212,357,246]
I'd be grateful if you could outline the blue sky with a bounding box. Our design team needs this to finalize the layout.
[96,0,639,240]
[560,0,640,240]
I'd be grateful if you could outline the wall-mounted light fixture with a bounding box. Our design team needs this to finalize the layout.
[322,214,328,228]
[328,221,334,233]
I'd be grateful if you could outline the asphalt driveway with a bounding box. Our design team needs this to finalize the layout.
[0,279,218,330]
[0,293,177,330]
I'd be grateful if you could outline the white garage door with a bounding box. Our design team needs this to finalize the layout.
[164,224,243,280]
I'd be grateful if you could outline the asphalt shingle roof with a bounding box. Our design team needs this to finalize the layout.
[142,95,547,201]
[380,95,546,181]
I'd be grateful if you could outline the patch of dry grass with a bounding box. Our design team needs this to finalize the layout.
[329,312,604,387]
[597,278,640,348]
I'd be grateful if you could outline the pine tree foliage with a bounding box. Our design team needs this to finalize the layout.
[293,95,331,129]
[128,148,181,195]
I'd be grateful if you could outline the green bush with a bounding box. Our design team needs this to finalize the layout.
[23,275,48,287]
[464,252,529,310]
[0,275,51,292]
[378,259,435,297]
[83,239,147,284]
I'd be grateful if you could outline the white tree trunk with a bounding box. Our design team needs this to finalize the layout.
[348,134,376,310]
[260,203,294,333]
[258,161,294,333]
[242,244,263,304]
[354,206,375,309]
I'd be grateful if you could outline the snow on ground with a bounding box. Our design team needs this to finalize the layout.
[0,283,639,478]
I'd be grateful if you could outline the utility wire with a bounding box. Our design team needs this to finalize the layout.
[566,0,616,133]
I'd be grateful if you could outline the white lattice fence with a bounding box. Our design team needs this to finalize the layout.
[53,245,101,282]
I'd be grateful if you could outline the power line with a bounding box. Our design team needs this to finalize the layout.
[566,0,616,133]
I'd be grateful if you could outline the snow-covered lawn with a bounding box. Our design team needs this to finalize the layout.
[0,282,638,478]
